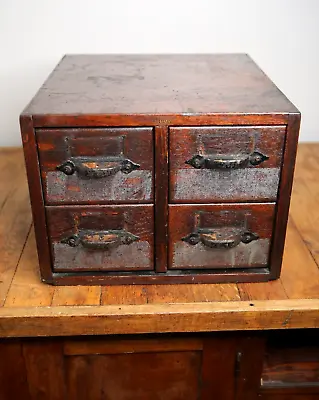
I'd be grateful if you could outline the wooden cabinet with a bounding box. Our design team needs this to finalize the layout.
[1,331,318,400]
[0,334,240,400]
[20,54,300,285]
[259,331,319,400]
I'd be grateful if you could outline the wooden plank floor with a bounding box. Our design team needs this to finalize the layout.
[0,144,318,337]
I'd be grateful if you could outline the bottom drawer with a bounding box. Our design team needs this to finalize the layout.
[168,203,275,270]
[259,330,319,399]
[46,205,154,272]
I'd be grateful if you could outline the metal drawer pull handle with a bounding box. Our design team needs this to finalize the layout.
[61,229,140,250]
[57,157,140,178]
[182,229,259,249]
[186,151,268,170]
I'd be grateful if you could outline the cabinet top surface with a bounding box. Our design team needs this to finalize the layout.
[0,145,318,338]
[23,54,298,116]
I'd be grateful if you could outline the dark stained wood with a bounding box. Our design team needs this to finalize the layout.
[23,54,297,116]
[259,391,319,400]
[20,115,53,283]
[261,331,319,388]
[37,127,154,205]
[50,269,271,285]
[46,205,154,272]
[169,126,286,203]
[269,113,301,279]
[168,203,275,270]
[20,54,300,285]
[154,126,168,272]
[201,336,238,400]
[0,340,31,400]
[66,351,202,399]
[31,113,290,128]
[23,340,66,399]
[64,337,203,355]
[235,335,266,400]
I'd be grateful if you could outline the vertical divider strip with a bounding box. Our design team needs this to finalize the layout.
[154,125,169,272]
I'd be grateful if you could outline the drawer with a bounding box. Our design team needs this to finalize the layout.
[168,203,275,270]
[37,128,154,204]
[46,205,154,272]
[261,331,319,390]
[169,126,285,203]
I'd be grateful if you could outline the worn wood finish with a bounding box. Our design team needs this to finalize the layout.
[0,144,319,336]
[23,54,297,116]
[2,332,318,399]
[20,115,52,283]
[19,54,300,284]
[37,127,154,205]
[169,126,286,203]
[154,125,168,272]
[269,113,301,279]
[46,205,154,272]
[0,341,31,400]
[168,203,275,270]
[1,299,319,338]
[261,331,319,388]
[259,392,319,400]
[0,334,247,400]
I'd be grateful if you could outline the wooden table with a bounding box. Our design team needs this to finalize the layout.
[0,144,318,399]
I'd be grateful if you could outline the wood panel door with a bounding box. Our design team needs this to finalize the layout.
[0,334,257,400]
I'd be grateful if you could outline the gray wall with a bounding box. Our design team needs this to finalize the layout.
[0,0,318,145]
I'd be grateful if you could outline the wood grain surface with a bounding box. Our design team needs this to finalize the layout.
[0,144,318,337]
[23,54,297,116]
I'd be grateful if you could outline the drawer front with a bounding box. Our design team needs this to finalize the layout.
[169,126,285,203]
[37,128,154,204]
[46,205,154,272]
[261,331,319,390]
[168,203,275,270]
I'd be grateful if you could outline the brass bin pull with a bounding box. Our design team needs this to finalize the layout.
[186,151,268,170]
[57,156,140,179]
[182,228,259,249]
[61,230,140,250]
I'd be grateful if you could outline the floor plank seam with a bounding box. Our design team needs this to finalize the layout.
[0,186,15,212]
[278,278,289,300]
[290,215,319,271]
[3,223,33,307]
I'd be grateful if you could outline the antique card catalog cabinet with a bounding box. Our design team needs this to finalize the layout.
[20,54,300,285]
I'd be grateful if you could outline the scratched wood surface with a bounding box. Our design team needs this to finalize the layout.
[23,54,297,115]
[0,144,318,337]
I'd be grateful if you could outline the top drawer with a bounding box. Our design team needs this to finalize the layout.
[37,128,154,205]
[169,126,286,203]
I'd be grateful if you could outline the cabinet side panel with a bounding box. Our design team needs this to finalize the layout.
[269,114,301,279]
[20,115,52,283]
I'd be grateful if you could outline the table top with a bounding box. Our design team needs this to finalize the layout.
[0,144,318,338]
[23,54,297,116]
